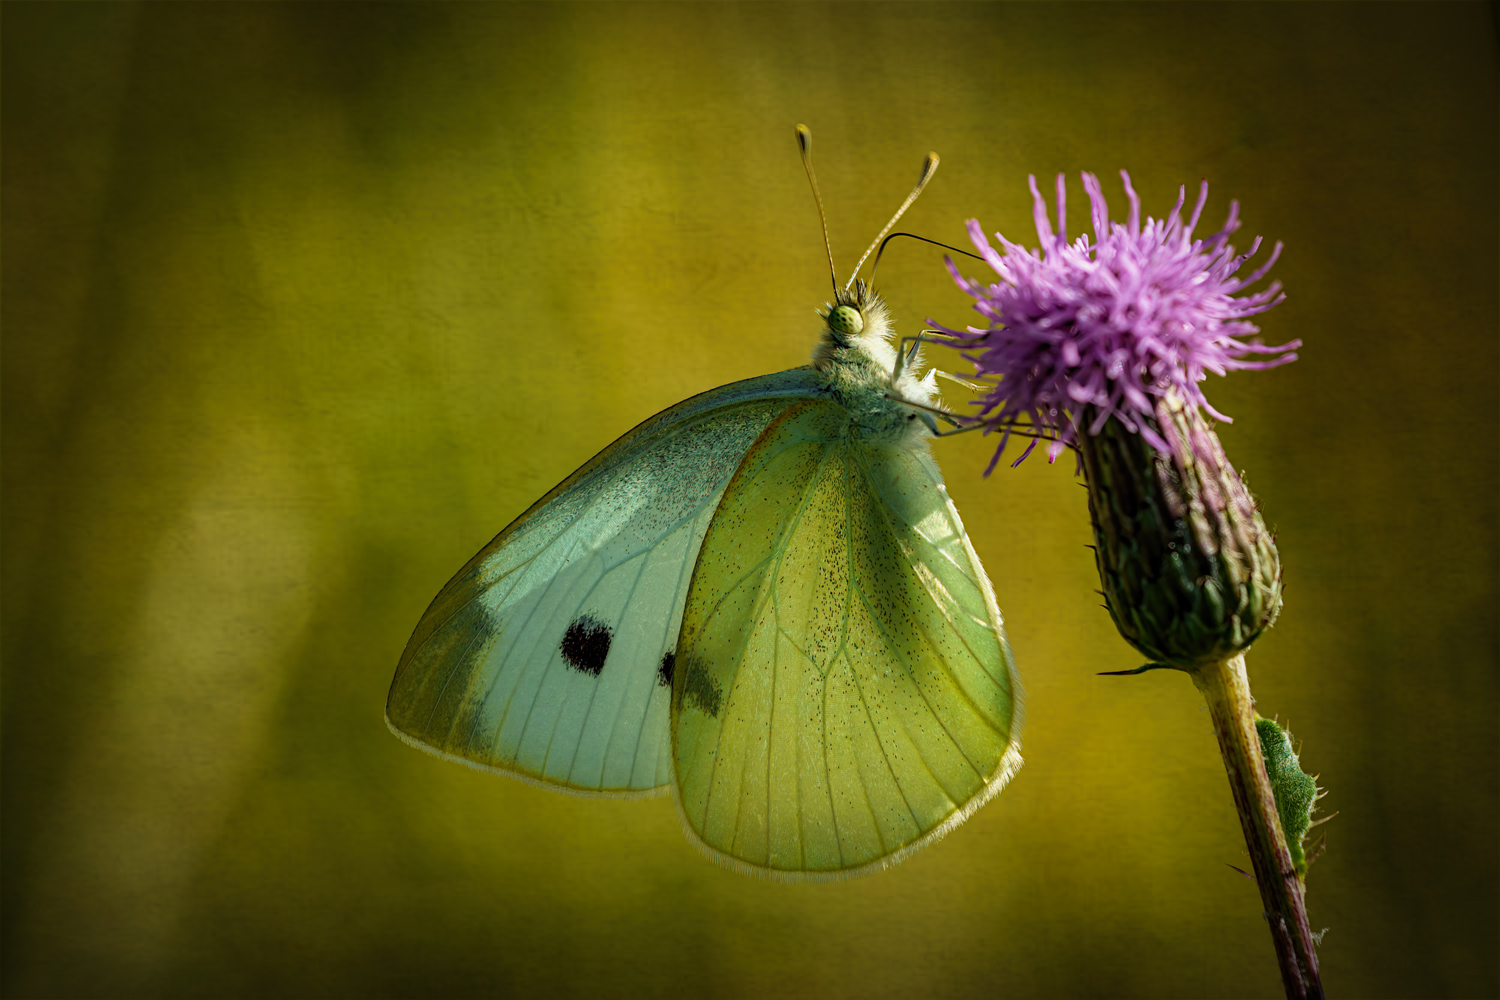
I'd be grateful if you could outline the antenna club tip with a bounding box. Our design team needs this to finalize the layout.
[921,152,940,180]
[796,124,812,152]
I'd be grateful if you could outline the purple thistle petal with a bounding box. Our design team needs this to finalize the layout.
[1185,180,1209,237]
[1120,171,1141,236]
[1028,175,1054,252]
[1055,173,1068,250]
[1239,241,1283,287]
[1011,438,1039,467]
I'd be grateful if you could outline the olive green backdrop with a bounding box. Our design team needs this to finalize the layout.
[4,3,1495,998]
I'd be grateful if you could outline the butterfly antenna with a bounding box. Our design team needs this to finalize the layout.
[796,124,840,298]
[847,151,940,291]
[869,232,985,286]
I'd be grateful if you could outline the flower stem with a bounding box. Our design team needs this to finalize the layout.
[1191,653,1324,1000]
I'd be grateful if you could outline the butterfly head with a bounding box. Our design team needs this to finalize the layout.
[814,278,917,395]
[818,279,891,350]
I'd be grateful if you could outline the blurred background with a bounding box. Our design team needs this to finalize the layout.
[4,3,1495,998]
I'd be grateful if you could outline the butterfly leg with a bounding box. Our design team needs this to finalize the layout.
[890,333,927,386]
[891,333,985,424]
[879,392,1064,442]
[881,380,974,435]
[892,332,963,386]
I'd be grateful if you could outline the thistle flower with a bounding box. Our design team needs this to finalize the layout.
[935,171,1297,468]
[937,171,1298,667]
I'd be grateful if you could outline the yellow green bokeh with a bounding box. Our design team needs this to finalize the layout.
[4,3,1495,997]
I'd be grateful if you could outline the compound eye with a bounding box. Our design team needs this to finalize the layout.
[827,305,865,336]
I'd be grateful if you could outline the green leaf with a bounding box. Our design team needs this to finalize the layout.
[1255,717,1320,877]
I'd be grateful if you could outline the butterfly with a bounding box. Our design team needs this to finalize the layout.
[387,126,1022,880]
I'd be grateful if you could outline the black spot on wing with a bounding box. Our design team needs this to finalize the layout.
[658,650,675,688]
[560,615,611,676]
[681,657,723,717]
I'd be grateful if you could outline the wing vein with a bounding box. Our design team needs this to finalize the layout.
[859,450,1006,737]
[823,657,842,869]
[764,582,779,867]
[854,584,970,794]
[421,598,495,737]
[414,564,533,740]
[556,552,650,783]
[695,429,835,834]
[593,547,664,777]
[839,455,888,852]
[852,461,989,778]
[488,530,597,758]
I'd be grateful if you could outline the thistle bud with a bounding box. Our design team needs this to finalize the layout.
[1079,392,1281,668]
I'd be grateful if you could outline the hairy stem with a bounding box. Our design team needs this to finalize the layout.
[1192,654,1323,1000]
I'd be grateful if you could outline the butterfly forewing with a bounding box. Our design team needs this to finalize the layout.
[671,399,1022,875]
[387,369,824,793]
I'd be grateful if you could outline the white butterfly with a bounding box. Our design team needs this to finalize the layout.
[388,126,1023,879]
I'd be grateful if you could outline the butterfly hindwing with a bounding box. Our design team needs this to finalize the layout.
[387,369,824,794]
[671,398,1022,875]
